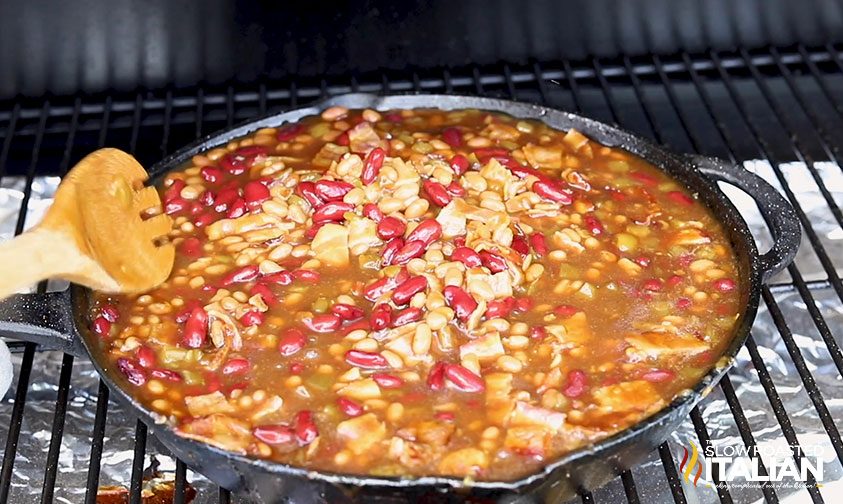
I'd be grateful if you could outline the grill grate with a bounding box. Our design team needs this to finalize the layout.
[0,45,842,503]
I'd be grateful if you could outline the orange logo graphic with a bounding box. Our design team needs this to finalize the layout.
[679,441,704,486]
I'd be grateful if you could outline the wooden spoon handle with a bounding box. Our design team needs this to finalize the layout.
[0,229,81,299]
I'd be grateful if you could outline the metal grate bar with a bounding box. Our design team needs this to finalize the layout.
[128,420,148,504]
[84,381,110,504]
[40,353,75,503]
[717,375,781,503]
[745,336,825,502]
[802,45,843,117]
[658,442,688,504]
[0,344,36,502]
[580,489,595,503]
[174,460,187,504]
[219,487,231,503]
[620,470,640,504]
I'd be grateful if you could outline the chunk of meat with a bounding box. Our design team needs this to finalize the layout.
[336,379,382,400]
[625,331,709,359]
[337,413,387,455]
[523,143,563,169]
[485,372,514,425]
[178,414,251,453]
[459,332,505,362]
[348,122,387,154]
[503,426,549,455]
[184,391,234,417]
[347,217,380,255]
[509,401,566,432]
[592,380,662,412]
[437,448,489,477]
[436,199,468,238]
[312,223,350,267]
[416,420,455,445]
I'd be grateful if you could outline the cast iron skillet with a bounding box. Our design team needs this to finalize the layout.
[0,94,800,503]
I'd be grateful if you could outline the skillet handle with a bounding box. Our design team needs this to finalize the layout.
[0,289,83,356]
[690,155,801,282]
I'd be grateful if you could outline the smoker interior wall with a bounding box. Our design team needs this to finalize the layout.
[1,0,841,99]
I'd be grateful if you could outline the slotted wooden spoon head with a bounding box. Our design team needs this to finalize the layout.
[40,149,175,292]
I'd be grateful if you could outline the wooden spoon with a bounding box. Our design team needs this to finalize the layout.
[0,148,175,299]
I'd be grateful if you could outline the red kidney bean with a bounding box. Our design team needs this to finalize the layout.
[276,123,304,142]
[117,358,146,386]
[182,307,208,348]
[313,202,354,223]
[454,236,466,247]
[381,237,404,266]
[363,203,384,222]
[641,279,663,292]
[235,145,268,157]
[263,271,293,285]
[474,147,510,160]
[370,304,393,330]
[174,300,201,324]
[219,154,249,175]
[583,214,604,235]
[427,362,446,391]
[293,269,321,283]
[213,187,239,212]
[295,181,324,208]
[530,233,548,257]
[713,278,736,293]
[451,247,482,267]
[331,303,365,321]
[562,370,588,398]
[303,313,342,333]
[150,369,182,382]
[676,298,692,310]
[164,180,186,203]
[392,276,428,306]
[377,217,406,240]
[373,373,404,389]
[193,213,217,228]
[422,179,452,206]
[294,410,318,445]
[511,236,529,256]
[278,328,307,356]
[446,182,466,197]
[337,397,364,417]
[244,181,271,209]
[100,304,119,323]
[335,131,350,146]
[136,346,156,368]
[666,275,683,288]
[529,326,547,340]
[666,191,694,206]
[240,310,265,327]
[200,166,224,183]
[479,251,507,273]
[450,154,470,176]
[179,237,203,258]
[391,240,425,265]
[406,219,442,246]
[642,369,676,383]
[254,424,295,445]
[362,147,386,185]
[189,201,204,216]
[392,307,423,327]
[226,198,247,218]
[384,112,403,122]
[92,316,111,337]
[222,358,250,375]
[250,283,277,306]
[364,276,394,301]
[631,171,658,186]
[485,297,515,319]
[443,364,485,392]
[345,350,390,369]
[443,286,478,321]
[507,164,547,181]
[514,297,533,313]
[165,198,189,215]
[442,127,462,147]
[553,304,578,318]
[199,190,216,207]
[634,256,651,268]
[221,265,260,285]
[315,180,354,201]
[533,180,573,204]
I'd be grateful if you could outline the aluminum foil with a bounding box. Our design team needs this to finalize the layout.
[0,159,840,504]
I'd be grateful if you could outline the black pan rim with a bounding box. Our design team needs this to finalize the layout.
[74,92,763,491]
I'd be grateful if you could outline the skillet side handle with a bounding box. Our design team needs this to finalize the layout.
[691,154,801,282]
[0,289,83,356]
